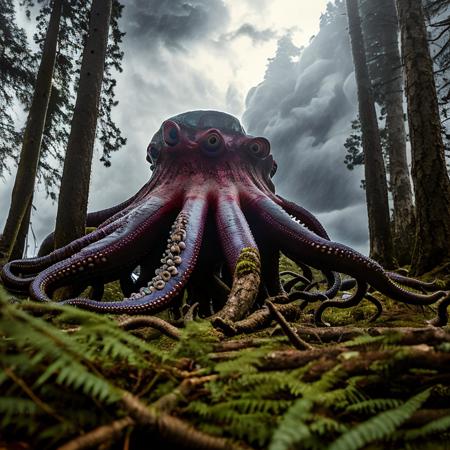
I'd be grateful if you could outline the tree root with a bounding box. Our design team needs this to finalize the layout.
[213,301,303,336]
[117,315,182,340]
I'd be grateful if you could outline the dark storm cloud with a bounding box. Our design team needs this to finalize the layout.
[222,23,277,45]
[124,0,229,49]
[242,4,369,252]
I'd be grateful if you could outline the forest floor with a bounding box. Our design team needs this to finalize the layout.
[1,260,450,450]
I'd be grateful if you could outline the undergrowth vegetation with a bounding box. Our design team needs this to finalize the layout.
[1,278,450,449]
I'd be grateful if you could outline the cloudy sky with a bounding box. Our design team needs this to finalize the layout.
[0,0,369,255]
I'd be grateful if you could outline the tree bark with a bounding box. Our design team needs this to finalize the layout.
[371,0,415,265]
[9,196,32,260]
[53,0,112,249]
[346,0,395,268]
[0,0,62,266]
[396,0,450,274]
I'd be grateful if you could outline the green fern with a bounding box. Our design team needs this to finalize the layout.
[328,388,432,450]
[403,414,450,440]
[345,398,403,414]
[269,398,314,450]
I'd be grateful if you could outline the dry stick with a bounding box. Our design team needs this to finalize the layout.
[153,375,217,412]
[266,300,313,350]
[183,302,199,323]
[121,392,243,450]
[58,417,134,450]
[294,325,450,345]
[261,345,450,372]
[59,377,235,450]
[117,315,181,340]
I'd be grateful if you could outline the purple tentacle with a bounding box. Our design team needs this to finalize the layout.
[276,194,330,239]
[245,195,447,306]
[1,220,125,293]
[37,190,142,257]
[29,196,178,303]
[215,192,258,272]
[51,194,208,314]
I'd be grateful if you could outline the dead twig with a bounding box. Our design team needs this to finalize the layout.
[266,300,312,350]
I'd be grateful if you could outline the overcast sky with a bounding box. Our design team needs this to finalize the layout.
[0,0,370,256]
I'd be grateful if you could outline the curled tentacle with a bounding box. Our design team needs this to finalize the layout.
[315,281,368,326]
[276,195,439,295]
[287,270,341,303]
[283,274,311,292]
[1,219,125,293]
[245,195,447,307]
[29,196,178,304]
[37,190,143,257]
[43,194,208,314]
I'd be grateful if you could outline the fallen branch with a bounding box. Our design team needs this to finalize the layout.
[266,300,312,350]
[121,392,243,450]
[294,326,450,345]
[58,417,134,450]
[117,316,181,340]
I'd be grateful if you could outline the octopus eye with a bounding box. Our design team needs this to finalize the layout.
[270,161,278,177]
[163,120,180,147]
[148,145,160,161]
[201,131,224,156]
[247,138,270,159]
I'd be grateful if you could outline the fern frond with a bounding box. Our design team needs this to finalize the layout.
[403,414,450,440]
[328,388,432,450]
[345,398,403,414]
[269,398,314,450]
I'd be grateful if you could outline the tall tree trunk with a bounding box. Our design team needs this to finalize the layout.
[346,0,395,268]
[396,0,450,274]
[379,0,415,265]
[9,197,32,260]
[0,0,62,266]
[53,0,112,249]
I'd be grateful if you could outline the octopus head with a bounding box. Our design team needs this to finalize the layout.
[146,110,278,182]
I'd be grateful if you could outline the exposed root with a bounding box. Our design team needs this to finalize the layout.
[117,316,182,340]
[213,301,303,336]
[213,248,261,323]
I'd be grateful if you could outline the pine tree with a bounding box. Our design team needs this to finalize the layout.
[360,0,415,265]
[345,0,395,268]
[53,0,114,249]
[396,0,450,274]
[0,0,35,177]
[0,0,63,266]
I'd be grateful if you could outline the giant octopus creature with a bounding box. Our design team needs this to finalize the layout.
[2,110,449,326]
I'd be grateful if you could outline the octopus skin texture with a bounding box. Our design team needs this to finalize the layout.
[1,110,449,325]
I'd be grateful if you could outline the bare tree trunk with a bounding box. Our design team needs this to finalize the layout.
[0,0,62,266]
[53,0,112,249]
[9,197,32,260]
[346,0,395,268]
[396,0,450,274]
[378,0,415,265]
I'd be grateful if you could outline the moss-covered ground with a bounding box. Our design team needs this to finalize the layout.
[0,259,450,450]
